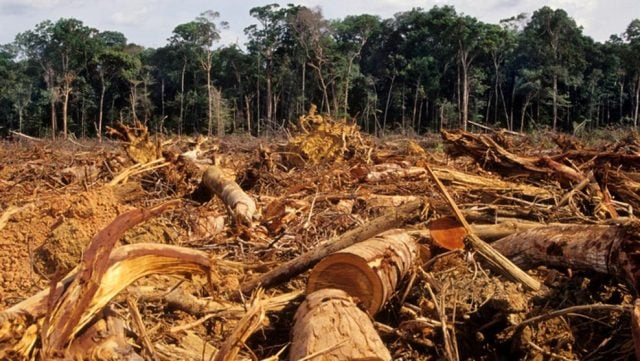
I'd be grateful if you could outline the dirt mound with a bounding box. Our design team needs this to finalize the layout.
[0,186,129,305]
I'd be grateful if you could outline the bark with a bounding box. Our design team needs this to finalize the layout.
[41,201,183,357]
[633,299,640,360]
[202,165,257,226]
[66,309,143,361]
[634,76,640,128]
[460,49,470,132]
[179,58,187,135]
[266,55,273,125]
[289,288,391,361]
[61,73,74,139]
[382,74,395,134]
[492,221,640,292]
[552,73,558,130]
[240,199,425,295]
[98,82,106,141]
[307,229,418,315]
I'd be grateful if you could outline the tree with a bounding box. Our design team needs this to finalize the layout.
[484,23,517,128]
[520,7,586,130]
[450,14,488,131]
[333,14,380,116]
[93,31,129,140]
[171,11,227,136]
[624,19,640,127]
[246,4,301,128]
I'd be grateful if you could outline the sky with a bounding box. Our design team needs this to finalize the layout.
[0,0,638,48]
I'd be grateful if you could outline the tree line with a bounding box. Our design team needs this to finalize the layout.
[0,4,639,139]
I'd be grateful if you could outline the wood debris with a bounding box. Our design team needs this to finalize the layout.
[1,123,640,360]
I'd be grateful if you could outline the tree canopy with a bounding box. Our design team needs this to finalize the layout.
[0,5,638,138]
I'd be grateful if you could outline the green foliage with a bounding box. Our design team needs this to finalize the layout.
[0,8,638,138]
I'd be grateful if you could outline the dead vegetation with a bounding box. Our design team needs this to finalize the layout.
[1,112,640,360]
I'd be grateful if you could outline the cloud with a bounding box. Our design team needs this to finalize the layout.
[111,6,151,26]
[0,0,637,47]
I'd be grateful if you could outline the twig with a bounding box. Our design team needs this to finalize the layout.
[527,340,575,361]
[557,171,593,207]
[240,199,426,295]
[509,303,631,334]
[127,296,159,361]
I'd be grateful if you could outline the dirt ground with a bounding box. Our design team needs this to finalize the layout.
[0,123,638,360]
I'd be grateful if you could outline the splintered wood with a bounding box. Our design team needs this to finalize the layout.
[3,123,640,360]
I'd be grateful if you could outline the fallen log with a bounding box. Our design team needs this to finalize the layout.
[307,229,418,315]
[492,221,640,292]
[633,299,640,360]
[240,199,426,295]
[289,288,391,361]
[202,165,257,226]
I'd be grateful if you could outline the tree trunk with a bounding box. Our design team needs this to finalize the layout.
[62,87,71,139]
[206,56,214,136]
[266,56,273,127]
[634,75,640,128]
[492,222,640,292]
[179,59,187,135]
[215,88,223,136]
[412,78,420,130]
[520,96,531,133]
[17,105,24,133]
[290,289,392,361]
[98,84,106,142]
[383,74,395,134]
[307,230,417,315]
[301,62,306,113]
[202,166,257,226]
[129,82,138,122]
[461,53,470,132]
[552,73,558,130]
[343,55,356,116]
[244,95,251,133]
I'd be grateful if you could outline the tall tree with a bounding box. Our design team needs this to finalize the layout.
[624,19,640,127]
[333,14,380,116]
[171,11,227,135]
[520,7,585,130]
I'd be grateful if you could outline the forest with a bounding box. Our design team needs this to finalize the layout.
[0,4,639,138]
[5,4,640,361]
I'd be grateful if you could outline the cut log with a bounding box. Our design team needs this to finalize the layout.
[240,199,425,295]
[289,288,391,361]
[492,221,640,292]
[202,165,257,226]
[632,299,640,360]
[307,229,418,315]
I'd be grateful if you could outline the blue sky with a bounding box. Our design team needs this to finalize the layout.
[0,0,638,47]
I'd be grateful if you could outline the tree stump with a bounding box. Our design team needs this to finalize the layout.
[289,288,391,361]
[307,229,418,315]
